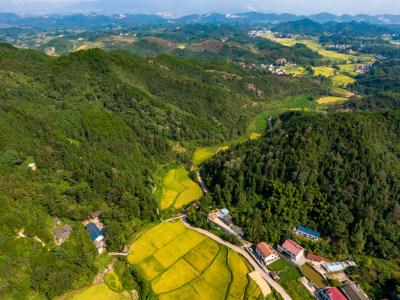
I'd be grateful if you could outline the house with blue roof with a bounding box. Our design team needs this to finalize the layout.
[85,222,105,254]
[295,226,321,241]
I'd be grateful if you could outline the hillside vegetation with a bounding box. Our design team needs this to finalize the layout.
[0,42,327,298]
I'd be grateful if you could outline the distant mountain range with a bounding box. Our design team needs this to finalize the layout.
[1,12,400,30]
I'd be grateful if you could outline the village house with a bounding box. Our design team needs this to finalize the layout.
[255,242,279,264]
[320,287,347,300]
[85,222,105,254]
[277,239,304,261]
[54,224,72,243]
[295,226,320,241]
[340,283,369,300]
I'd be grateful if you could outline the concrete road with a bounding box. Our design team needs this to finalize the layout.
[181,216,292,300]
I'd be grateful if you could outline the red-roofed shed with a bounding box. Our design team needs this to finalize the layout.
[307,253,323,262]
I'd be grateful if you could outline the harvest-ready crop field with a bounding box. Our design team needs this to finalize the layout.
[127,221,262,300]
[160,168,203,210]
[66,283,131,300]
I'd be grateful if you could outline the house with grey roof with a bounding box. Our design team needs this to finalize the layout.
[54,224,72,243]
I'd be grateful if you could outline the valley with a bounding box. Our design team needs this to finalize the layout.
[1,10,400,300]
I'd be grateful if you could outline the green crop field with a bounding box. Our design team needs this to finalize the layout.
[160,168,203,210]
[127,221,261,300]
[66,284,131,300]
[268,260,313,300]
[193,149,215,168]
[105,272,123,292]
[300,264,328,289]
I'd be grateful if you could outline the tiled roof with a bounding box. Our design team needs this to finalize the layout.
[307,253,323,261]
[326,287,347,300]
[85,222,104,241]
[297,226,321,237]
[281,240,304,255]
[256,242,274,258]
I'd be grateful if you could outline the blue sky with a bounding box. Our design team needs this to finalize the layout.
[1,0,400,15]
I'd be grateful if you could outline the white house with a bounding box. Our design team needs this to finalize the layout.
[256,242,279,264]
[277,239,304,261]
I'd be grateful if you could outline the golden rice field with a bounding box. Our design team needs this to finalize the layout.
[160,168,203,210]
[332,74,356,86]
[66,284,131,300]
[127,221,262,300]
[316,96,349,104]
[312,66,336,77]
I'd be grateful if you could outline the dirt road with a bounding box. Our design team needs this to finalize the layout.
[196,169,209,194]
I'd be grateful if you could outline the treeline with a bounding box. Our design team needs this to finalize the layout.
[349,59,400,94]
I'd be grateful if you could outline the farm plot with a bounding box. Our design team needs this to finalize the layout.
[66,283,131,300]
[268,259,314,300]
[128,221,259,300]
[316,96,348,104]
[332,74,356,86]
[312,66,336,77]
[160,168,202,210]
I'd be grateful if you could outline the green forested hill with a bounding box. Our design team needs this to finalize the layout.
[204,111,400,259]
[0,43,325,298]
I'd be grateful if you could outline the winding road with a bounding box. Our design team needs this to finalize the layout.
[180,216,292,300]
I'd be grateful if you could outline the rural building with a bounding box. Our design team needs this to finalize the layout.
[277,239,304,261]
[54,217,61,226]
[320,287,347,300]
[255,242,278,264]
[270,271,280,280]
[85,222,105,254]
[295,226,321,241]
[340,283,369,300]
[221,215,233,226]
[231,225,244,236]
[54,224,72,243]
[307,253,323,262]
[321,260,357,272]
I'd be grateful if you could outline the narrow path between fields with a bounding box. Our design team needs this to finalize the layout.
[180,216,292,300]
[196,169,209,194]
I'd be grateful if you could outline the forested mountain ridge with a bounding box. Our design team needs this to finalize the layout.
[0,43,326,298]
[203,111,400,260]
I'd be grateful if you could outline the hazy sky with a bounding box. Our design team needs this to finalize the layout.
[1,0,400,15]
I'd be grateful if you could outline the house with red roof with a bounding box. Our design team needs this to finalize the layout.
[277,239,304,261]
[320,287,347,300]
[307,253,323,262]
[255,242,278,264]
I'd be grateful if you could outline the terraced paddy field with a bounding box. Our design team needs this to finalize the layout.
[312,66,336,77]
[127,221,262,300]
[316,96,348,104]
[193,146,229,168]
[332,74,356,86]
[268,259,313,300]
[160,168,202,210]
[66,283,131,300]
